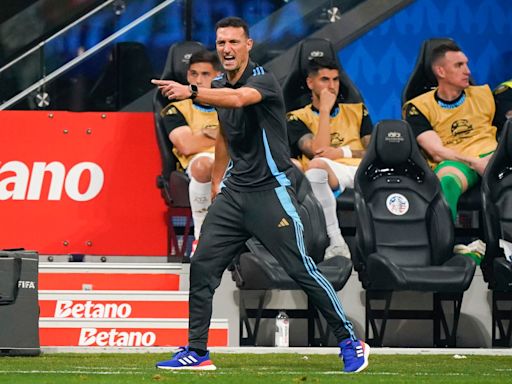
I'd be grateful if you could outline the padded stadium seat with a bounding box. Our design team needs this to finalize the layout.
[231,166,353,346]
[493,80,512,133]
[481,119,512,346]
[353,120,476,347]
[153,41,205,259]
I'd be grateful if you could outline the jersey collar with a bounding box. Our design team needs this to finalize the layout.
[217,61,258,88]
[310,104,340,118]
[434,90,466,109]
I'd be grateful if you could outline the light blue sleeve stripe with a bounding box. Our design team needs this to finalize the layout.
[261,128,291,187]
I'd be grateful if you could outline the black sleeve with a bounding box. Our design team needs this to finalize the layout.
[286,115,310,158]
[360,104,373,137]
[404,103,433,137]
[161,105,188,136]
[245,70,280,101]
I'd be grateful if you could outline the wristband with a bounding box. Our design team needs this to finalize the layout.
[341,145,353,158]
[188,84,198,100]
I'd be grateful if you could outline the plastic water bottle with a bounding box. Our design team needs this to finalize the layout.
[274,310,289,347]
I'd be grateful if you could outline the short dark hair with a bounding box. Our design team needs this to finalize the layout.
[215,16,250,38]
[188,49,221,71]
[306,57,339,76]
[430,41,462,67]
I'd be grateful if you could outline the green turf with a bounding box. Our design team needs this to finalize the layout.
[0,353,511,383]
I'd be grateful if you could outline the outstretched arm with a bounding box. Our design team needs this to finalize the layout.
[151,79,261,108]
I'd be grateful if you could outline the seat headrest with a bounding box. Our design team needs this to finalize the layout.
[402,37,460,103]
[160,41,205,82]
[374,120,413,166]
[505,119,512,159]
[281,37,363,111]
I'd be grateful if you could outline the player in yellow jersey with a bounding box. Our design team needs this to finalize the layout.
[287,57,373,259]
[161,50,221,252]
[403,41,497,223]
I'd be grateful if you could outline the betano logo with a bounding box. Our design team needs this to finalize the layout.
[55,300,132,318]
[78,328,156,346]
[0,160,104,201]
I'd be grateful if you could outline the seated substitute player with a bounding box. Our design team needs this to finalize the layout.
[161,49,222,252]
[287,57,372,259]
[403,42,497,263]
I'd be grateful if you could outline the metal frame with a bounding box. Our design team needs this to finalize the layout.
[492,291,512,347]
[365,291,464,347]
[166,206,193,262]
[0,0,178,110]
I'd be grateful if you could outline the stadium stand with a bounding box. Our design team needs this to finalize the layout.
[153,40,205,259]
[481,119,512,347]
[353,120,476,347]
[231,165,353,346]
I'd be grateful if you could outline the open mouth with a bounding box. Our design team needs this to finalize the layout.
[223,55,235,65]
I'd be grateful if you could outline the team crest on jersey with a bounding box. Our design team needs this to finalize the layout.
[386,193,409,216]
[164,106,178,116]
[451,119,473,137]
[330,132,345,146]
[408,105,419,116]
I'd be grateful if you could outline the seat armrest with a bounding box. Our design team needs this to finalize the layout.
[169,171,191,207]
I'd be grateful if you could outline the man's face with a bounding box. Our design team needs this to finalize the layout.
[215,26,253,73]
[187,62,219,88]
[307,68,340,98]
[434,50,471,90]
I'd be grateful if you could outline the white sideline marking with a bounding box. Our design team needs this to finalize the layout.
[0,370,145,375]
[0,369,507,377]
[40,346,512,355]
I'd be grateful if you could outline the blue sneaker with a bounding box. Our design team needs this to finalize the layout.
[339,338,370,373]
[156,346,216,370]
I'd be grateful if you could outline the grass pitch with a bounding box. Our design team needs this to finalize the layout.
[0,353,511,383]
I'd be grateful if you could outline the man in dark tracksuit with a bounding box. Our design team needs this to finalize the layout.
[152,17,369,373]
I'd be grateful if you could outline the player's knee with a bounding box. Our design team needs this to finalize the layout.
[307,158,329,171]
[291,158,303,172]
[190,157,214,182]
[305,168,328,184]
